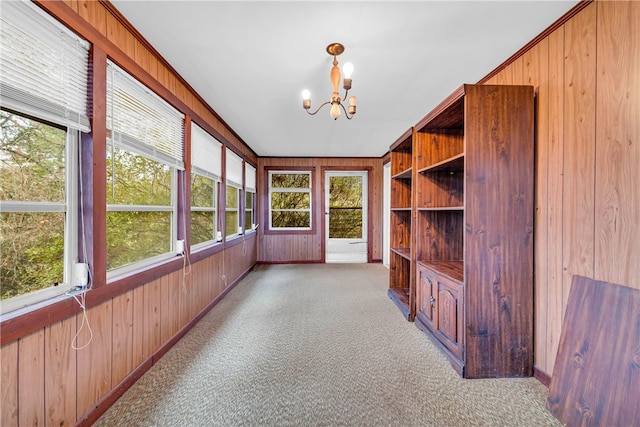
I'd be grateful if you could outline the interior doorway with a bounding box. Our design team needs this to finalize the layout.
[324,171,368,263]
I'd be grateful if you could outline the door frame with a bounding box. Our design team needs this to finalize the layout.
[321,166,373,263]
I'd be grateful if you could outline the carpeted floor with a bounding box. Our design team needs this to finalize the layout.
[95,263,561,426]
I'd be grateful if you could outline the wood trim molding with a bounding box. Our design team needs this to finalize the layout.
[534,366,552,387]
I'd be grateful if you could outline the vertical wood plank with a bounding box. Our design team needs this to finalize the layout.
[546,26,566,376]
[132,285,146,366]
[562,3,597,309]
[78,0,107,36]
[523,38,550,372]
[18,331,45,426]
[594,0,640,289]
[1,342,19,426]
[112,290,134,386]
[144,279,162,356]
[45,318,77,427]
[76,301,112,419]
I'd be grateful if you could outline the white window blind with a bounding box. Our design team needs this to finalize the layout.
[0,0,91,132]
[106,61,184,169]
[191,123,222,180]
[226,148,243,187]
[245,164,256,192]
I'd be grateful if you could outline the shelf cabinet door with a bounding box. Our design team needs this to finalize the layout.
[416,265,436,331]
[433,275,464,360]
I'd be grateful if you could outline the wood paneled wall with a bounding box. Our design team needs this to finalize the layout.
[1,1,258,425]
[257,157,384,263]
[484,1,640,376]
[1,243,256,427]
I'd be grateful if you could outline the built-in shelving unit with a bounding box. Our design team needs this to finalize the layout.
[389,84,535,378]
[388,128,415,320]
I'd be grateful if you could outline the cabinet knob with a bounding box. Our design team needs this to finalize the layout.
[430,296,436,308]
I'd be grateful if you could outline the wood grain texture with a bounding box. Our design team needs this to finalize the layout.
[594,0,640,288]
[523,37,551,373]
[18,331,45,426]
[464,85,534,378]
[545,26,566,377]
[1,342,18,426]
[132,285,145,367]
[45,318,77,427]
[547,275,640,427]
[112,290,134,386]
[562,3,596,312]
[76,301,112,418]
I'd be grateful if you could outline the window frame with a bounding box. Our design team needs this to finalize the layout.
[105,61,185,280]
[265,168,315,234]
[225,183,242,240]
[0,112,80,314]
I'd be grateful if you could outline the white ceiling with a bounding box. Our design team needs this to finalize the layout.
[110,1,577,158]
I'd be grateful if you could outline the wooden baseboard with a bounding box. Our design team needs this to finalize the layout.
[534,366,551,387]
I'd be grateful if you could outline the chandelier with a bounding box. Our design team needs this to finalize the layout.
[301,43,357,120]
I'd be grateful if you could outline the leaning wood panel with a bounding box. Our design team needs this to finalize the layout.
[562,4,596,309]
[545,26,566,376]
[594,0,640,289]
[1,342,19,426]
[76,301,112,419]
[18,331,45,426]
[44,318,77,427]
[111,290,134,386]
[547,275,640,426]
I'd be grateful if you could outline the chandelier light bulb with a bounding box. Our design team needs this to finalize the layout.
[330,103,341,120]
[301,89,310,100]
[349,96,357,106]
[343,62,354,79]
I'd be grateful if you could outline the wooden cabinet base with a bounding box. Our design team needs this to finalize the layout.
[415,314,465,377]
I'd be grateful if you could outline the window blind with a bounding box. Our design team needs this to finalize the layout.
[245,164,256,192]
[191,123,222,180]
[106,61,184,169]
[0,0,91,132]
[225,148,243,188]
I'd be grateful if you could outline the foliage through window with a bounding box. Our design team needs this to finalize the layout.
[106,61,184,275]
[106,148,174,270]
[329,175,363,238]
[0,110,72,300]
[269,171,312,229]
[226,184,240,237]
[245,190,255,231]
[191,175,218,246]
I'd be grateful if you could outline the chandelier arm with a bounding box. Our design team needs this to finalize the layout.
[339,102,354,120]
[342,88,350,100]
[306,101,332,116]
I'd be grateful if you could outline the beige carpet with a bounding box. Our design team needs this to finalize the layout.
[95,263,561,426]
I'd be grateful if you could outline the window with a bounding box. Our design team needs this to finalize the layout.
[225,148,243,239]
[106,61,184,275]
[190,123,222,247]
[268,171,312,230]
[245,163,256,231]
[0,1,89,312]
[225,184,240,237]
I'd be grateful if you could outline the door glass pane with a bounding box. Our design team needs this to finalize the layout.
[329,176,363,238]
